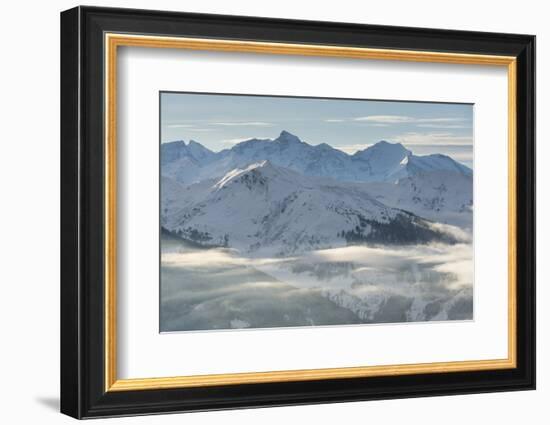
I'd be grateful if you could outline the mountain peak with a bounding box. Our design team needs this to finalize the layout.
[160,140,190,165]
[350,141,412,179]
[161,139,217,167]
[187,139,202,147]
[163,140,186,147]
[275,130,301,144]
[354,140,411,159]
[371,140,408,151]
[186,139,215,157]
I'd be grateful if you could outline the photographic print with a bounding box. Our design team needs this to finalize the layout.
[160,92,474,332]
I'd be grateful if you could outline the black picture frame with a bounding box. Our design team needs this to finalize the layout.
[61,5,535,419]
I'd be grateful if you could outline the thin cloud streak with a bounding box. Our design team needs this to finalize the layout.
[187,128,217,132]
[220,136,272,145]
[354,115,414,123]
[416,124,469,129]
[393,132,473,146]
[212,122,274,127]
[166,124,195,128]
[354,115,468,124]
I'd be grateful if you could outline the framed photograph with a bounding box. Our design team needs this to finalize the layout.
[60,6,535,419]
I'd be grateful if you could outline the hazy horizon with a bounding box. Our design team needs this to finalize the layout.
[160,92,474,168]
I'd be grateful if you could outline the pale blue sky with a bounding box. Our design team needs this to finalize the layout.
[161,92,474,167]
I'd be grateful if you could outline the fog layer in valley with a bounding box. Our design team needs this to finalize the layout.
[160,235,472,332]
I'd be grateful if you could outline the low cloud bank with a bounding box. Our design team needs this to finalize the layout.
[161,241,473,329]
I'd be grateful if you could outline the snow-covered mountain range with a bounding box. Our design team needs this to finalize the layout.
[162,130,471,185]
[161,131,473,246]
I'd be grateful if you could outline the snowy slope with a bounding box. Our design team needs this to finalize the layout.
[362,171,473,228]
[163,161,466,255]
[160,131,473,226]
[161,157,202,185]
